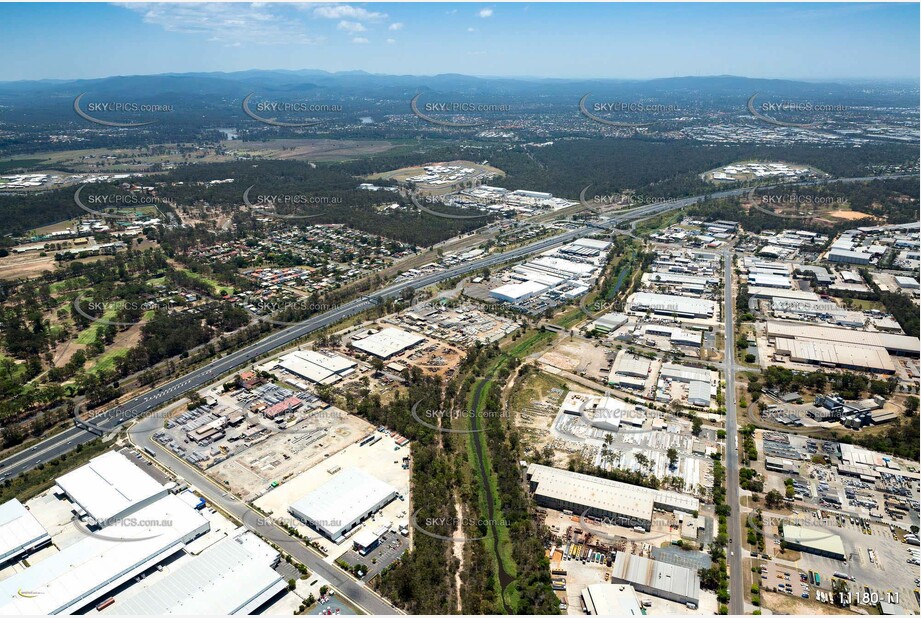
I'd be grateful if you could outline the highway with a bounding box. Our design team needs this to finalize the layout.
[0,186,705,478]
[1,173,910,480]
[722,247,745,615]
[0,172,912,613]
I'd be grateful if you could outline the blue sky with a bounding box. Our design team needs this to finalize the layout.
[0,3,917,82]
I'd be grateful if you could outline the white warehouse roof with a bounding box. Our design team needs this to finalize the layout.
[748,273,792,289]
[630,292,715,318]
[114,530,285,615]
[573,238,613,251]
[526,464,699,520]
[0,499,50,565]
[490,280,549,303]
[0,495,209,615]
[661,363,715,384]
[582,583,643,616]
[350,327,425,359]
[277,349,356,385]
[610,553,700,605]
[289,468,398,540]
[55,451,170,525]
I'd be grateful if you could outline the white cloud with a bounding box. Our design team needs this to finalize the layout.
[467,27,477,32]
[388,22,403,31]
[337,20,366,32]
[478,8,493,18]
[386,38,396,44]
[351,36,369,44]
[311,4,386,21]
[118,3,321,45]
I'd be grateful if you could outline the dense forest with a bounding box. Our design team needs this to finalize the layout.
[687,177,919,234]
[344,341,558,614]
[482,139,918,201]
[156,160,492,247]
[4,136,915,241]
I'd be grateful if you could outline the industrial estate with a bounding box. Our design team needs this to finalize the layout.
[0,5,918,617]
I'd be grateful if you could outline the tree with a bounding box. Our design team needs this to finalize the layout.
[667,447,678,469]
[765,489,784,509]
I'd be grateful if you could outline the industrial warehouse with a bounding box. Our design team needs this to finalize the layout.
[780,525,847,561]
[627,292,716,319]
[113,530,286,615]
[766,319,920,374]
[526,464,699,530]
[0,494,210,615]
[272,348,357,385]
[487,238,611,311]
[289,467,399,541]
[609,553,701,607]
[54,450,173,526]
[350,326,426,359]
[0,451,298,616]
[0,499,50,566]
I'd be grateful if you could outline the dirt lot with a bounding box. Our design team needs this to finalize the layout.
[1,251,80,280]
[827,210,873,221]
[509,370,587,466]
[538,337,611,378]
[209,409,368,502]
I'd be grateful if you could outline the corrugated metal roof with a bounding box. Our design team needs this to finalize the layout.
[116,531,284,615]
[0,499,49,564]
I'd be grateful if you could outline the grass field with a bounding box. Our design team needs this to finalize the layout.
[180,269,234,295]
[0,353,26,381]
[461,328,561,612]
[89,348,129,374]
[464,361,519,612]
[75,309,117,344]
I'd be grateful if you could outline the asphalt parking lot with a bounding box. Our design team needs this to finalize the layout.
[338,531,407,580]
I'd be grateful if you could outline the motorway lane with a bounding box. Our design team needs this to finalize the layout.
[0,226,593,478]
[1,173,911,480]
[128,414,401,616]
[723,248,745,615]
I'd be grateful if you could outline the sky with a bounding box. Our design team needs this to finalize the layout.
[0,2,918,82]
